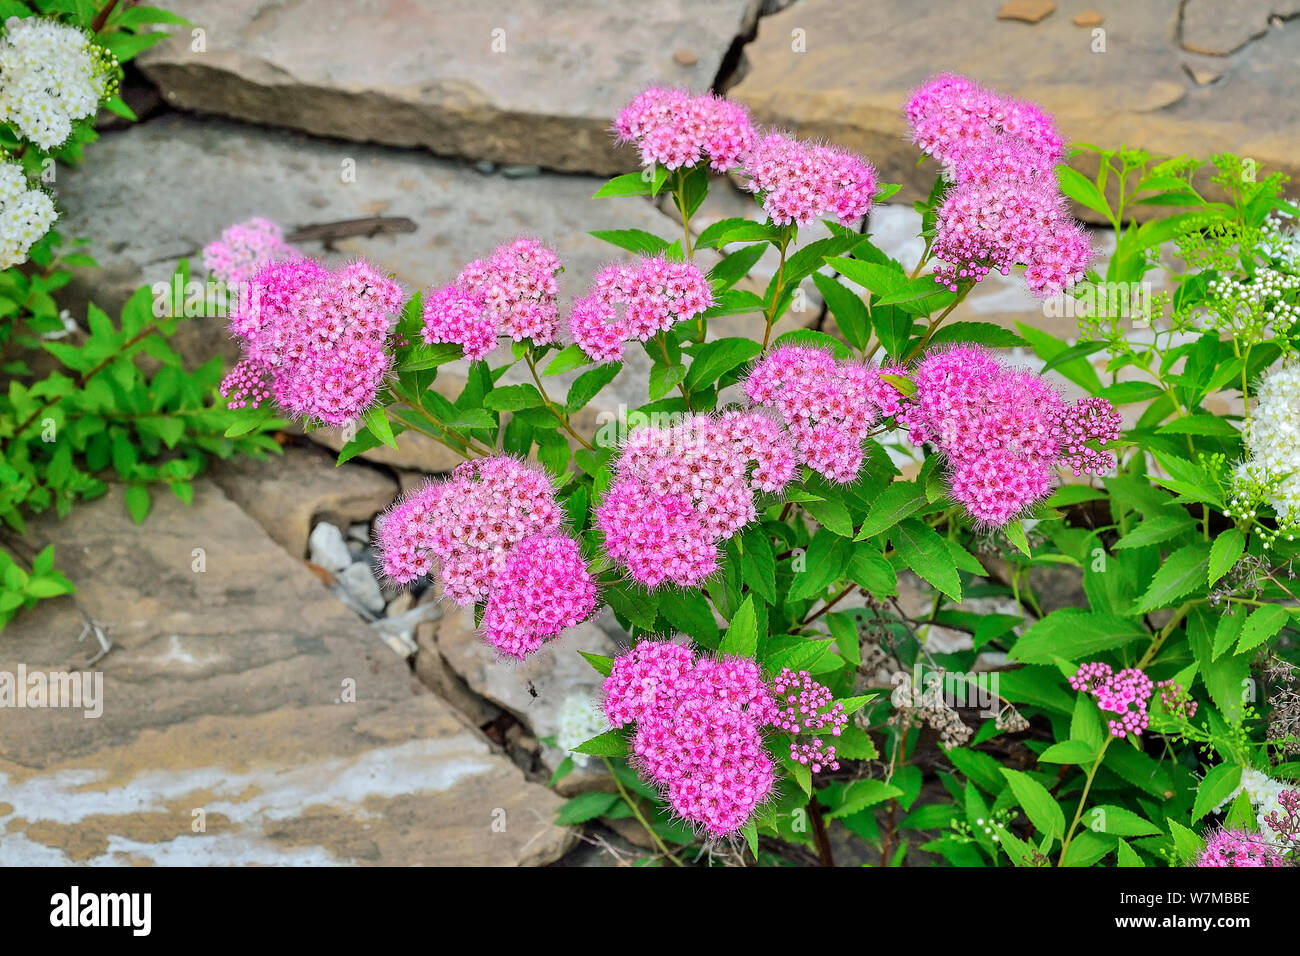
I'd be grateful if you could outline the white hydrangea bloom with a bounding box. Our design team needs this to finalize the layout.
[555,694,608,768]
[0,159,55,268]
[0,16,116,151]
[1235,364,1300,527]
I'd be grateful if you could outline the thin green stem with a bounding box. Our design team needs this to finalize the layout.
[761,239,790,350]
[601,756,684,866]
[525,352,594,451]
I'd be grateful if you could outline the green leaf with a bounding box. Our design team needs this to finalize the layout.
[1117,839,1146,866]
[718,595,758,659]
[787,531,853,602]
[1192,763,1242,823]
[579,651,614,677]
[1000,768,1065,840]
[1167,820,1205,864]
[1056,164,1111,218]
[1010,609,1145,665]
[1112,513,1196,550]
[1087,806,1162,837]
[684,337,762,391]
[739,527,777,604]
[823,779,903,820]
[1038,740,1098,764]
[588,229,669,255]
[124,484,151,525]
[483,384,546,412]
[572,729,628,757]
[928,321,1027,348]
[592,168,667,198]
[647,362,686,401]
[1133,541,1211,613]
[555,791,621,825]
[855,481,927,540]
[544,344,593,377]
[567,363,621,413]
[660,589,719,646]
[1236,603,1289,654]
[890,519,961,602]
[1207,528,1246,586]
[361,405,398,450]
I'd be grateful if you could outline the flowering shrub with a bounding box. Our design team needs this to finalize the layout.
[207,72,1300,867]
[0,3,278,629]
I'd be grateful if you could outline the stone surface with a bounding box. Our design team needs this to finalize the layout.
[209,442,397,558]
[997,1,1057,23]
[138,0,762,175]
[308,521,353,573]
[336,561,387,614]
[434,605,624,786]
[730,0,1300,207]
[1179,0,1298,56]
[0,483,572,865]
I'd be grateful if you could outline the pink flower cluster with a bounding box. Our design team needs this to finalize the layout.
[596,413,796,588]
[481,535,597,659]
[1070,661,1154,737]
[1196,828,1287,867]
[202,217,296,285]
[614,87,756,172]
[567,256,714,362]
[1156,679,1199,720]
[422,237,562,360]
[772,668,847,773]
[744,345,903,483]
[603,642,778,837]
[220,257,403,426]
[741,132,877,226]
[899,346,1121,525]
[905,74,1091,296]
[375,456,595,658]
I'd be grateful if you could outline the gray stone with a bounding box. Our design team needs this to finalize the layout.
[730,0,1300,210]
[137,0,763,174]
[308,521,352,573]
[208,443,396,559]
[336,561,387,614]
[435,604,624,786]
[0,483,572,865]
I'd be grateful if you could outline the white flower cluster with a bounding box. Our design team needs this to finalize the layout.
[1204,268,1300,342]
[1231,363,1300,538]
[555,694,608,768]
[0,159,54,268]
[1214,768,1293,851]
[0,16,117,151]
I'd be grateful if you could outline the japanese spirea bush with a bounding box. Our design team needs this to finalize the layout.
[213,73,1300,866]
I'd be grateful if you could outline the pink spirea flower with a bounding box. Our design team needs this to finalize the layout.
[614,87,756,172]
[603,642,778,837]
[481,535,598,660]
[905,74,1090,297]
[772,668,847,773]
[744,345,901,483]
[899,346,1120,525]
[1156,679,1199,720]
[595,414,796,588]
[567,256,714,363]
[203,217,296,285]
[1196,828,1287,867]
[1070,661,1153,737]
[741,132,877,226]
[375,455,563,602]
[220,257,403,426]
[422,237,563,360]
